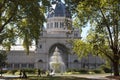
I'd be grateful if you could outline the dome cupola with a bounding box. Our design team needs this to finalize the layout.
[48,0,71,18]
[46,0,72,34]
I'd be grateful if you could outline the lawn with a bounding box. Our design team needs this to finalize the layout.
[1,76,89,80]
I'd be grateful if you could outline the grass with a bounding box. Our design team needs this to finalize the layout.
[29,76,88,80]
[0,75,89,80]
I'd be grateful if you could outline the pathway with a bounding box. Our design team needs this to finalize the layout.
[53,73,116,80]
[0,73,117,80]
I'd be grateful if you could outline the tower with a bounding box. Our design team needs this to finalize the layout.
[35,0,81,70]
[47,0,72,34]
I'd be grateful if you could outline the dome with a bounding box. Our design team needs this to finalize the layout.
[48,0,71,18]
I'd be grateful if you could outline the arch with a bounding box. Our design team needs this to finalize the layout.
[74,60,79,63]
[48,43,69,67]
[38,59,43,63]
[49,43,70,54]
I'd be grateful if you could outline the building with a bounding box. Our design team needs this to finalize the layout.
[6,0,104,70]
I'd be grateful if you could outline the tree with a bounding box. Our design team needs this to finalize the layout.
[72,0,120,76]
[0,50,7,77]
[0,0,50,53]
[73,39,92,58]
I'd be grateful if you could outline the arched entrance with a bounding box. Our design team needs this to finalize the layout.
[48,43,69,68]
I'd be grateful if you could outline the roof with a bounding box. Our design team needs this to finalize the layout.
[48,0,71,18]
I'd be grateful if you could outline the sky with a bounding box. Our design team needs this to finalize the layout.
[81,24,90,39]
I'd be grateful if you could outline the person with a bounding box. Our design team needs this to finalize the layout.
[38,69,41,77]
[50,69,55,76]
[46,70,50,76]
[19,70,22,78]
[22,70,27,78]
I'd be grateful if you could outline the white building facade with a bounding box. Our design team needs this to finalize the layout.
[6,0,104,70]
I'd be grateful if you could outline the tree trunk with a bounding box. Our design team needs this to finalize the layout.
[0,68,2,77]
[113,54,119,76]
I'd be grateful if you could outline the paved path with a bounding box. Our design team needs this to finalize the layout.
[54,73,113,80]
[69,74,115,80]
[0,73,116,80]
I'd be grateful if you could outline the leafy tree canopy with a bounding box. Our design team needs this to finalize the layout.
[71,0,120,76]
[0,0,50,53]
[0,50,7,67]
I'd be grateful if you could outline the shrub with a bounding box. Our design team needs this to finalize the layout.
[23,68,36,74]
[0,70,7,74]
[66,69,77,72]
[88,71,95,74]
[79,69,88,74]
[92,69,104,74]
[11,70,18,75]
[100,65,111,73]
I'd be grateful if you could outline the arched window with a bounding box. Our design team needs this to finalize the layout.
[74,60,79,63]
[38,59,43,62]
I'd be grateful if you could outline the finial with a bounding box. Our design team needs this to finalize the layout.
[55,47,59,52]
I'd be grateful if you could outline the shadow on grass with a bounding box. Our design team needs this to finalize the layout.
[0,76,91,80]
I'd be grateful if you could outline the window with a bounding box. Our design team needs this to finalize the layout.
[74,60,79,63]
[40,33,43,36]
[55,22,58,28]
[21,63,27,68]
[74,33,78,37]
[47,23,49,28]
[28,64,34,68]
[7,64,13,68]
[60,22,63,28]
[38,59,43,62]
[51,23,53,28]
[62,22,64,28]
[56,22,58,28]
[55,22,57,28]
[39,44,42,49]
[14,64,19,68]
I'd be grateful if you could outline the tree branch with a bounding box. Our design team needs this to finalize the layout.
[99,48,114,62]
[104,52,114,62]
[0,15,14,33]
[107,37,111,47]
[98,7,114,49]
[0,1,18,33]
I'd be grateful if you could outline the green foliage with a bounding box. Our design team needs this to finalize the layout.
[9,69,18,75]
[73,39,93,58]
[0,50,7,68]
[0,70,7,74]
[6,69,36,74]
[71,0,120,76]
[100,65,112,73]
[66,69,88,74]
[92,69,104,74]
[86,30,113,58]
[22,68,36,74]
[66,68,104,74]
[78,69,88,74]
[0,0,50,54]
